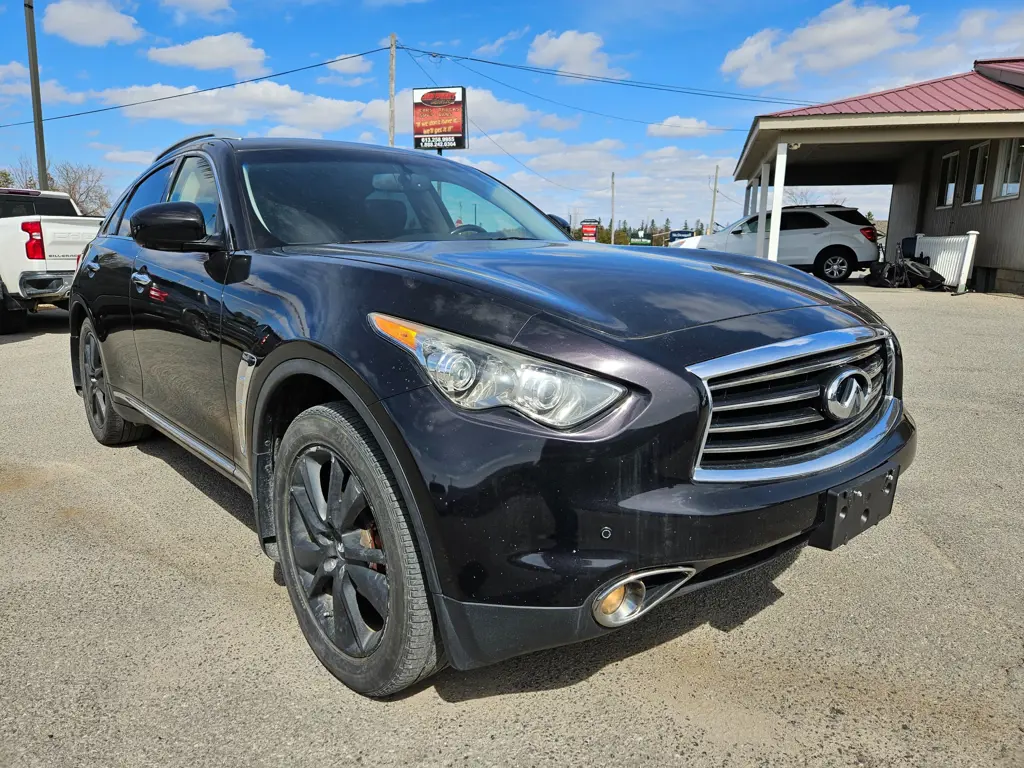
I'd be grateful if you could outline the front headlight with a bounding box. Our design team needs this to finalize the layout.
[370,313,626,429]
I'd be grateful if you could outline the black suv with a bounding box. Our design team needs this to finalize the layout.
[70,136,916,696]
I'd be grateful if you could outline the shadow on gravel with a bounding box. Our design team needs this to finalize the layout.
[419,548,801,702]
[0,308,69,345]
[135,435,256,534]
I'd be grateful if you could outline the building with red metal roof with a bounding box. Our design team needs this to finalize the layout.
[733,58,1024,293]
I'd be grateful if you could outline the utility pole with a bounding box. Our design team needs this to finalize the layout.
[610,172,615,245]
[708,164,719,236]
[388,33,397,148]
[24,0,48,190]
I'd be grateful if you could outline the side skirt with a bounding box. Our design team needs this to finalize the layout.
[111,391,252,494]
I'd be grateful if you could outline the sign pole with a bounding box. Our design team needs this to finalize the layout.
[388,34,396,148]
[709,164,719,235]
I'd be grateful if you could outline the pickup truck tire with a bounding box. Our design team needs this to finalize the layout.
[79,319,152,445]
[274,402,441,697]
[0,304,28,335]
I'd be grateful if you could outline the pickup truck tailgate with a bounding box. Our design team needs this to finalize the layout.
[41,216,102,271]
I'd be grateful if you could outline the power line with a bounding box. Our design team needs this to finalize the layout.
[399,46,816,107]
[404,48,608,195]
[0,49,388,130]
[435,54,748,133]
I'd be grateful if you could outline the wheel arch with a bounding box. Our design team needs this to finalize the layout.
[68,297,94,391]
[246,346,441,595]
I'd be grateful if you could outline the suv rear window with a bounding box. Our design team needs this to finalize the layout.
[828,209,871,226]
[0,194,78,218]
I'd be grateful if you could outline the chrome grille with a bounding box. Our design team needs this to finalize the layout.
[688,327,897,482]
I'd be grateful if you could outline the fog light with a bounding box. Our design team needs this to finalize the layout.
[592,580,646,627]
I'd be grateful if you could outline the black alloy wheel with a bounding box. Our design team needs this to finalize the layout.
[274,402,440,696]
[78,319,151,445]
[288,446,390,657]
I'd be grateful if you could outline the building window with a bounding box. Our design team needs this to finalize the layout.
[993,138,1023,200]
[962,142,989,204]
[936,152,959,208]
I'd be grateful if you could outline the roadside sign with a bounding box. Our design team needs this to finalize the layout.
[413,87,467,151]
[581,218,599,243]
[629,238,652,246]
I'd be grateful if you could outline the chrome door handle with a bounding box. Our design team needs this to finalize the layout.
[85,262,100,274]
[131,271,152,291]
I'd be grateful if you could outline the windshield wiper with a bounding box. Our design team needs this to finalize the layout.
[346,239,393,244]
[488,236,540,241]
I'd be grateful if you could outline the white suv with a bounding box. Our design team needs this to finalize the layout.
[674,205,879,283]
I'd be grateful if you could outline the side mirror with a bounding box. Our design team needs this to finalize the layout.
[731,229,743,235]
[546,213,571,234]
[131,202,222,252]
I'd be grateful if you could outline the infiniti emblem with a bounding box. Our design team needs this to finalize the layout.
[823,367,872,421]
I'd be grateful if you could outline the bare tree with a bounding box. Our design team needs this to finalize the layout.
[824,188,848,206]
[52,161,111,216]
[783,187,820,206]
[7,155,111,215]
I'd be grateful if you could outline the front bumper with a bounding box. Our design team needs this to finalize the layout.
[380,383,917,670]
[18,271,75,301]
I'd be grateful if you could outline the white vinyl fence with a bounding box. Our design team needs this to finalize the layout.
[901,231,979,293]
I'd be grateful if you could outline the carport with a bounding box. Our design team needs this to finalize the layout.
[734,58,1024,293]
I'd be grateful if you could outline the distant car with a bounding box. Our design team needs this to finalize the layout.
[682,206,880,282]
[0,188,101,332]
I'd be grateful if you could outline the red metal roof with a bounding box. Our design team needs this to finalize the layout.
[769,62,1024,117]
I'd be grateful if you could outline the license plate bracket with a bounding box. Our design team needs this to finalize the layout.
[809,462,900,551]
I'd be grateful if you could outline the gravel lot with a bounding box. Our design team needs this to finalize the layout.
[2,286,1023,768]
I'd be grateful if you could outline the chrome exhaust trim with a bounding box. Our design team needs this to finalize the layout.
[591,566,697,628]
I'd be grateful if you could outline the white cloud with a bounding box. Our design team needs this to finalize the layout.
[327,54,373,75]
[992,9,1024,45]
[721,1,919,87]
[316,75,375,87]
[148,33,268,77]
[266,125,322,139]
[160,0,232,23]
[450,156,506,175]
[538,113,580,130]
[0,64,85,103]
[475,26,530,56]
[647,116,717,138]
[0,61,28,80]
[95,81,365,132]
[528,30,628,80]
[357,131,379,144]
[42,0,143,47]
[104,149,156,164]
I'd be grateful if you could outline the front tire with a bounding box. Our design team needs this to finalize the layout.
[78,319,151,445]
[814,247,856,283]
[274,402,440,697]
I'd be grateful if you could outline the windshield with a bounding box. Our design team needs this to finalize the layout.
[239,148,568,247]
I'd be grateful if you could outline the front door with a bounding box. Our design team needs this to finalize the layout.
[131,154,234,456]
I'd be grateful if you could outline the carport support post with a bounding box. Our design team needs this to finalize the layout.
[743,184,751,216]
[755,164,769,258]
[767,142,788,262]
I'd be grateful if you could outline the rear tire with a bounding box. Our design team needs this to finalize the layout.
[274,401,441,697]
[79,319,152,445]
[813,247,856,283]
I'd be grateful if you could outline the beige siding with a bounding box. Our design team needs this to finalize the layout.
[921,138,1024,270]
[886,150,926,258]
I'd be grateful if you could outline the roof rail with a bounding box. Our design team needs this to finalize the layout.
[781,204,852,209]
[153,133,223,162]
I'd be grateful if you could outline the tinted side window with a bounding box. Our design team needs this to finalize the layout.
[117,164,175,236]
[829,209,871,226]
[781,212,827,230]
[169,156,222,235]
[742,214,769,234]
[101,194,130,235]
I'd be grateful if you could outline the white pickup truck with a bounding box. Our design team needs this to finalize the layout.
[0,188,102,333]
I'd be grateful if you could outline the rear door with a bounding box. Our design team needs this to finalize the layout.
[777,211,829,266]
[131,154,234,456]
[78,163,176,401]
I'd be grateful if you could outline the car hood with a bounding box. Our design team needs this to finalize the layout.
[296,240,853,340]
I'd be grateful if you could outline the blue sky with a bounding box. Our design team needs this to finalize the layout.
[2,0,1023,227]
